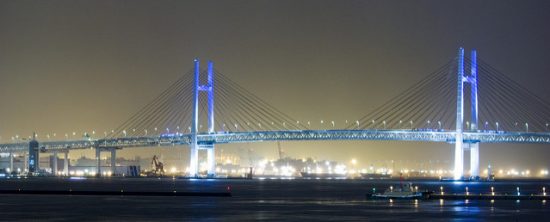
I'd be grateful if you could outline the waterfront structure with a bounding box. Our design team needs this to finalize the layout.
[0,48,548,178]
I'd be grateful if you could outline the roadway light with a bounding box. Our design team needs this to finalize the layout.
[383,121,386,129]
[331,121,335,128]
[356,120,359,127]
[144,129,148,136]
[525,123,529,132]
[371,120,375,129]
[438,121,442,130]
[496,122,499,132]
[427,120,431,129]
[399,120,403,129]
[409,120,413,129]
[484,121,489,130]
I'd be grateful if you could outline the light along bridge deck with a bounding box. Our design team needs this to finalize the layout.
[1,129,550,152]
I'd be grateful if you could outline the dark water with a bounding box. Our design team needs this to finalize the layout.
[0,177,549,221]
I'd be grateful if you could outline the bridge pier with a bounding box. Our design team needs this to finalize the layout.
[9,152,13,172]
[207,147,215,176]
[95,147,101,177]
[110,148,116,176]
[470,143,479,178]
[23,152,28,173]
[64,151,69,176]
[189,145,199,177]
[52,151,58,176]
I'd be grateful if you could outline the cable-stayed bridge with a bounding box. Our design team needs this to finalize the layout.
[1,47,549,179]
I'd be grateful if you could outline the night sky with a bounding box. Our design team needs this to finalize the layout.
[1,0,549,171]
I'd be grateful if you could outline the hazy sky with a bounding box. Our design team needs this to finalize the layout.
[1,0,549,170]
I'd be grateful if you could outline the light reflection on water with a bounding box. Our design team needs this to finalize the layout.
[0,178,548,221]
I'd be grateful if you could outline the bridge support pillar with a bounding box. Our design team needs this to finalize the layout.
[454,135,464,179]
[207,147,215,177]
[52,151,58,176]
[470,143,479,178]
[95,148,101,177]
[189,145,199,177]
[63,151,69,176]
[24,152,28,173]
[110,148,116,176]
[9,152,13,173]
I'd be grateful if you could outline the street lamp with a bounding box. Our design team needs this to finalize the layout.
[525,123,529,132]
[438,121,442,130]
[383,120,386,129]
[496,122,499,132]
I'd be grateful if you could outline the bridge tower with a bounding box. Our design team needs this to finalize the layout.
[190,59,216,177]
[454,47,479,180]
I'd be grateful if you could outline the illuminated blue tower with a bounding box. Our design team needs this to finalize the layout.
[190,59,216,177]
[454,47,479,180]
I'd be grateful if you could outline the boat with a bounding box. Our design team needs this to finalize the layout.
[360,173,392,179]
[366,182,427,199]
[300,172,347,179]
